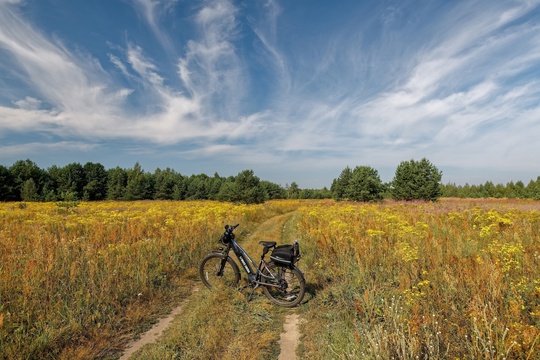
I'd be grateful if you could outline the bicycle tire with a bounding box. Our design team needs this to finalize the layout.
[261,262,305,307]
[200,253,241,289]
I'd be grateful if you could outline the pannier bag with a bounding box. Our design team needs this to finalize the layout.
[270,243,301,267]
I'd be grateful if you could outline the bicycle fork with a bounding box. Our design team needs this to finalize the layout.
[217,256,228,277]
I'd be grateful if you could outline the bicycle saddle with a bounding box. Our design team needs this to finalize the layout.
[259,241,276,248]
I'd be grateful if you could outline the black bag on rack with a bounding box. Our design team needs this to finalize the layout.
[270,243,301,267]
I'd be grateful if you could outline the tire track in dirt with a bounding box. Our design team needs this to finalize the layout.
[243,212,298,251]
[245,212,303,360]
[119,286,199,359]
[120,210,302,359]
[278,313,301,360]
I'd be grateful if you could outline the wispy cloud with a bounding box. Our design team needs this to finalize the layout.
[116,0,263,142]
[177,0,248,121]
[131,0,178,55]
[1,0,540,186]
[302,1,540,159]
[0,0,262,145]
[0,141,98,157]
[249,0,291,92]
[13,96,43,110]
[0,3,131,136]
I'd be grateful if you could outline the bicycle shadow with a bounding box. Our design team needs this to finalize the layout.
[237,279,317,307]
[299,282,318,306]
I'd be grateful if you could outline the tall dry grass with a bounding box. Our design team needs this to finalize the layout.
[298,198,540,359]
[130,287,285,360]
[4,198,539,359]
[125,204,303,359]
[0,200,293,359]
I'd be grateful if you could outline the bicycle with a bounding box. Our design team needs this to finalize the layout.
[199,224,306,307]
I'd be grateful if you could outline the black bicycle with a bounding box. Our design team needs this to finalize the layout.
[199,224,305,307]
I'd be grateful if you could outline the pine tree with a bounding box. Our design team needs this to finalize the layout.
[331,166,352,200]
[345,166,385,202]
[392,158,442,201]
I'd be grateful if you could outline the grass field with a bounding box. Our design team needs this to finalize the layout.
[0,200,299,359]
[1,199,540,359]
[297,198,540,359]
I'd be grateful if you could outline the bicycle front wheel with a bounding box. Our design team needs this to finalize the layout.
[200,253,241,289]
[262,262,305,307]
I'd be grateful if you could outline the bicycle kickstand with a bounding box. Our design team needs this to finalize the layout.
[248,282,261,301]
[238,280,258,301]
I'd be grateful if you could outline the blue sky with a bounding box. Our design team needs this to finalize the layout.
[1,0,540,188]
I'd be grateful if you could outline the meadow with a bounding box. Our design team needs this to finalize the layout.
[297,198,540,359]
[1,198,540,359]
[0,200,299,359]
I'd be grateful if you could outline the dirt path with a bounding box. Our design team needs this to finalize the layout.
[119,286,199,359]
[119,211,303,359]
[242,212,298,253]
[278,313,301,360]
[246,212,303,360]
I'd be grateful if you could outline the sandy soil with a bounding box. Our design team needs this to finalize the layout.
[278,313,301,360]
[119,286,199,359]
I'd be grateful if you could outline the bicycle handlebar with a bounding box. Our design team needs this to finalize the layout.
[221,224,239,244]
[224,224,239,232]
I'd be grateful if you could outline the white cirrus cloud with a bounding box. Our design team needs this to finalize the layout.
[0,0,264,145]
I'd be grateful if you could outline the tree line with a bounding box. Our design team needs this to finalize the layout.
[440,179,540,199]
[0,159,330,204]
[1,158,539,204]
[331,158,540,202]
[331,158,443,202]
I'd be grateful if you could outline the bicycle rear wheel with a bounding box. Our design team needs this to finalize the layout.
[200,253,241,288]
[262,262,305,307]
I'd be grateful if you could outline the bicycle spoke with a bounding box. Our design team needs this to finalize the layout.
[200,253,240,288]
[261,262,305,307]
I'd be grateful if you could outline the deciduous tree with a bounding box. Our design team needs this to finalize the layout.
[10,159,46,201]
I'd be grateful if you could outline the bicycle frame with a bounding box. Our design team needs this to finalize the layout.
[223,238,282,289]
[201,223,306,307]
